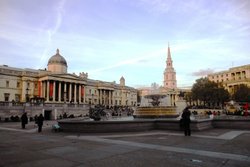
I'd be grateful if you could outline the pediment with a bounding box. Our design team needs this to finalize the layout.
[50,73,86,80]
[39,73,87,82]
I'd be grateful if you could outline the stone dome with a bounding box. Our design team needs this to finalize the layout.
[48,49,67,66]
[47,49,68,73]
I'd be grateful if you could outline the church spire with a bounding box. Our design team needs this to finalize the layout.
[163,43,177,89]
[166,43,173,68]
[168,43,171,59]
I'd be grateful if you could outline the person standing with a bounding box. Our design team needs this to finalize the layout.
[181,107,191,136]
[37,114,44,133]
[21,112,28,129]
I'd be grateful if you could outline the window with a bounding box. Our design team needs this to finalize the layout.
[35,83,38,89]
[17,82,20,88]
[4,93,10,101]
[6,81,9,88]
[15,94,20,102]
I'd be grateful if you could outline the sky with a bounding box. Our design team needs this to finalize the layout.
[0,0,250,88]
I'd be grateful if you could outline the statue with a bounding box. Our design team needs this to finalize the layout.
[89,105,106,121]
[144,94,166,106]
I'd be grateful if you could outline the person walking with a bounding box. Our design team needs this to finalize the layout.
[21,112,28,129]
[37,114,44,133]
[181,107,191,136]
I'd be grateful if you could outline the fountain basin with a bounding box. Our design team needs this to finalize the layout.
[58,118,155,133]
[57,118,215,133]
[133,106,179,118]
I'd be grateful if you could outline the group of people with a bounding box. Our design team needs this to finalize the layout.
[21,113,44,132]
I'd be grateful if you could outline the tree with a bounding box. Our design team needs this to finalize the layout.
[184,92,193,106]
[191,77,229,107]
[232,84,250,102]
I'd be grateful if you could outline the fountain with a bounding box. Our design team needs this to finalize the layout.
[133,94,179,118]
[57,92,182,133]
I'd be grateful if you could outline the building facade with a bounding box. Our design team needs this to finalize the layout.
[207,64,250,94]
[0,49,137,107]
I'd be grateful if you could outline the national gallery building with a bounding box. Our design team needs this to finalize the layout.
[0,49,137,107]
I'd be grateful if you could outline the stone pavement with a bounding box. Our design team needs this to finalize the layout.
[0,121,250,167]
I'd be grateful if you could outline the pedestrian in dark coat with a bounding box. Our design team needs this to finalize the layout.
[181,107,191,136]
[37,114,44,133]
[21,112,28,129]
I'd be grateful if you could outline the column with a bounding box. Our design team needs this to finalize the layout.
[59,82,61,102]
[83,86,86,103]
[69,83,72,102]
[46,81,49,102]
[53,81,56,102]
[42,81,45,98]
[38,81,42,97]
[112,91,115,107]
[108,91,111,107]
[74,84,77,103]
[98,89,100,104]
[78,84,81,104]
[64,82,67,102]
[100,89,102,105]
[104,90,106,105]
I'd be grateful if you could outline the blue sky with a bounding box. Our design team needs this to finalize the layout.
[0,0,249,88]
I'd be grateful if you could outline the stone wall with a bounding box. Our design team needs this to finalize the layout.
[59,117,250,133]
[0,103,89,121]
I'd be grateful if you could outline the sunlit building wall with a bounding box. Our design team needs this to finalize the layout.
[207,64,250,94]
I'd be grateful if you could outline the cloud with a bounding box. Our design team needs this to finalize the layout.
[135,0,175,14]
[38,0,67,68]
[88,48,165,73]
[191,68,214,77]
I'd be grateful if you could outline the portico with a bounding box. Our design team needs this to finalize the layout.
[39,74,86,103]
[97,88,114,106]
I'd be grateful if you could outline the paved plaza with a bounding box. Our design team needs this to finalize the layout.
[0,120,250,167]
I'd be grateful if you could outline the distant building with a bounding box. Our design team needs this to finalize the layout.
[137,44,184,107]
[0,49,137,107]
[207,64,250,94]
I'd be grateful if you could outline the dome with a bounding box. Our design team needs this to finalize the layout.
[47,49,68,73]
[47,49,67,66]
